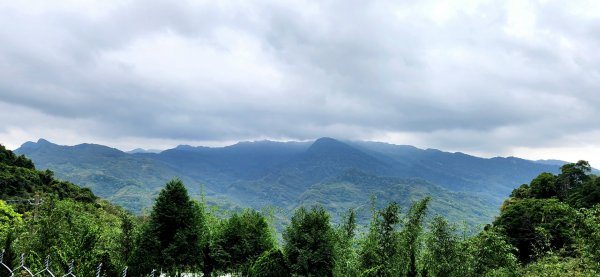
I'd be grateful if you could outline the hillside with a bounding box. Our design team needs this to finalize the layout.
[15,138,562,225]
[16,139,196,211]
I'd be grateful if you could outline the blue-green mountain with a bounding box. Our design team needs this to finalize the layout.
[15,137,562,226]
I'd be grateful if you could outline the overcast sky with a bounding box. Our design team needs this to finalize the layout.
[1,0,599,166]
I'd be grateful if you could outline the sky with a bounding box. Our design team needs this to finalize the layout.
[1,0,600,166]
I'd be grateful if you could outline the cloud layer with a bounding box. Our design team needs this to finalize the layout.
[1,0,600,164]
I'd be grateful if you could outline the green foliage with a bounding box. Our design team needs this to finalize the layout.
[16,138,561,229]
[359,201,402,276]
[14,199,126,276]
[297,172,497,229]
[118,213,137,269]
[130,179,202,276]
[0,203,20,273]
[214,209,275,275]
[567,176,600,209]
[465,226,518,276]
[510,183,531,199]
[578,204,600,265]
[423,216,461,277]
[494,198,578,263]
[518,254,598,276]
[15,140,193,212]
[499,160,599,264]
[557,160,591,200]
[194,200,229,277]
[249,248,290,277]
[5,146,600,276]
[0,144,96,206]
[0,200,22,237]
[333,209,359,277]
[529,172,558,199]
[358,198,431,276]
[400,197,430,277]
[2,229,17,272]
[0,144,34,169]
[128,221,160,276]
[283,206,336,277]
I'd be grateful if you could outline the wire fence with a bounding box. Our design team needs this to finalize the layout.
[0,250,158,277]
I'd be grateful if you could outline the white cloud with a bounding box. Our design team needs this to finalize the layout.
[1,0,600,165]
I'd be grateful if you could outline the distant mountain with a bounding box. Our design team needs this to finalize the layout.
[15,137,564,226]
[16,139,196,211]
[535,159,570,166]
[350,141,561,199]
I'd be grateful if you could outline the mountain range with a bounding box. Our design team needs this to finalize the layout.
[15,137,565,226]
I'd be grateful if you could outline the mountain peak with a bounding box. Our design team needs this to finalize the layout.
[313,137,339,144]
[19,138,55,150]
[175,144,195,150]
[37,138,52,144]
[306,137,352,154]
[304,137,385,167]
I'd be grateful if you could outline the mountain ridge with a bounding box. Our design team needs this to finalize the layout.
[14,137,564,226]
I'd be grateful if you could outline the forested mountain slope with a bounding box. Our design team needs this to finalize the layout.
[15,137,562,225]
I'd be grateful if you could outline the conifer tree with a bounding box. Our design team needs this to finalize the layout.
[130,179,201,276]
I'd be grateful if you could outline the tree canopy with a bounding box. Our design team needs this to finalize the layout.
[283,206,336,276]
[2,144,600,276]
[129,179,202,276]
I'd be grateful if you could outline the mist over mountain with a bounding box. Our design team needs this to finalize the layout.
[15,137,562,225]
[126,148,162,154]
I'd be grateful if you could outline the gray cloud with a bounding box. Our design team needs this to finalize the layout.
[1,0,600,164]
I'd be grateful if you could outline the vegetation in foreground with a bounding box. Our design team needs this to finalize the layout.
[1,144,600,276]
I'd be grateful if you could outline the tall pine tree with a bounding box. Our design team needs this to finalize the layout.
[130,179,202,276]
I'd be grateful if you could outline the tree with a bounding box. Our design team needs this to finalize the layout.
[283,206,335,276]
[13,199,124,276]
[0,200,22,238]
[118,214,137,269]
[216,209,275,275]
[510,184,531,199]
[130,179,201,276]
[578,204,600,265]
[529,173,558,199]
[494,198,578,263]
[249,249,290,277]
[401,197,430,277]
[424,216,460,277]
[0,144,34,169]
[465,227,517,275]
[192,201,231,277]
[359,202,401,276]
[334,209,359,276]
[1,230,17,273]
[128,221,160,276]
[567,176,600,209]
[557,161,591,200]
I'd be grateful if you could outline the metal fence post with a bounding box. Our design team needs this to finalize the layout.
[95,263,102,277]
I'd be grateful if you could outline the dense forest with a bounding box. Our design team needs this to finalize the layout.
[1,144,600,276]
